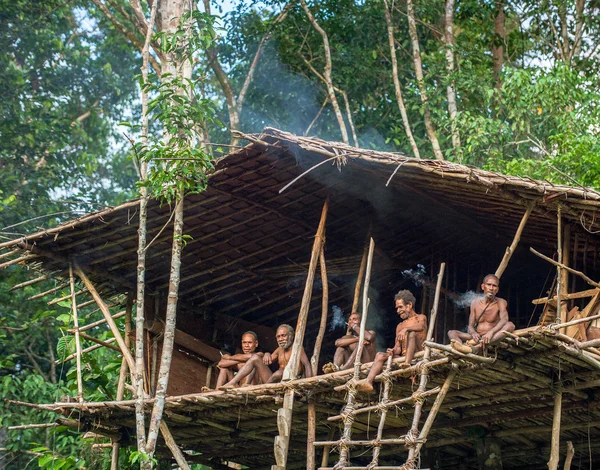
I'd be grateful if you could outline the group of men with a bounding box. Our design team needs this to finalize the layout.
[208,274,515,392]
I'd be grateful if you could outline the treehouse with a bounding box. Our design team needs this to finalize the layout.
[4,128,600,469]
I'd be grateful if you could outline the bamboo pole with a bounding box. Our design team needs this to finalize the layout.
[495,205,533,278]
[320,426,335,468]
[79,332,122,353]
[548,390,562,470]
[560,222,571,325]
[74,265,135,372]
[0,254,39,270]
[273,197,329,470]
[69,264,84,403]
[116,294,133,400]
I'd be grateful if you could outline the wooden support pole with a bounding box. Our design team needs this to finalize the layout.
[352,229,371,313]
[26,282,69,301]
[307,401,317,470]
[310,246,329,374]
[69,264,84,403]
[335,238,375,469]
[320,426,335,469]
[414,369,457,456]
[160,421,191,470]
[495,205,533,279]
[369,356,393,467]
[274,197,329,470]
[67,310,127,334]
[79,332,122,353]
[74,264,135,372]
[116,294,133,400]
[557,207,564,323]
[55,339,116,364]
[530,248,600,289]
[9,274,52,291]
[406,263,445,465]
[0,254,39,270]
[560,222,571,325]
[548,390,562,470]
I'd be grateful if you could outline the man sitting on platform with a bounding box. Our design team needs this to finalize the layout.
[448,274,515,354]
[212,331,262,389]
[322,312,376,373]
[356,290,427,393]
[220,324,313,389]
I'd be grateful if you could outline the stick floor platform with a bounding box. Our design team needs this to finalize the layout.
[14,328,600,469]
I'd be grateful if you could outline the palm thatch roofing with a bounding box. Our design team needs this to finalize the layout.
[3,127,600,340]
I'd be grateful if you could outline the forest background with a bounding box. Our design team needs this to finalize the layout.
[1,0,600,468]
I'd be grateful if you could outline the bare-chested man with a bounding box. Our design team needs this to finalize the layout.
[448,274,515,354]
[219,324,313,389]
[322,312,377,374]
[213,331,262,389]
[356,290,427,393]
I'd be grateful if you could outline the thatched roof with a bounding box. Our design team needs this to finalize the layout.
[3,127,600,339]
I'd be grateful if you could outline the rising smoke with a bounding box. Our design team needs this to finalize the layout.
[452,291,483,309]
[329,305,346,331]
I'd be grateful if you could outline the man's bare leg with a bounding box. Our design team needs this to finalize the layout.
[220,355,272,389]
[356,352,388,393]
[447,330,474,354]
[402,332,419,367]
[267,369,283,383]
[216,368,234,389]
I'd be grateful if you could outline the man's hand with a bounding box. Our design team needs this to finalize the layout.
[482,332,494,344]
[263,353,272,365]
[222,354,231,360]
[397,330,407,344]
[386,348,394,356]
[363,340,371,346]
[468,329,481,342]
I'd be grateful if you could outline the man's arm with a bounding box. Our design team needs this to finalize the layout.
[390,324,404,356]
[347,324,376,343]
[300,349,313,378]
[264,348,280,365]
[468,300,481,341]
[335,335,360,348]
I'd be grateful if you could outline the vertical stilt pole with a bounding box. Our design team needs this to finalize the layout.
[273,197,329,470]
[112,294,133,469]
[406,263,445,466]
[352,227,371,313]
[308,247,328,470]
[336,238,375,468]
[369,355,393,467]
[557,206,564,323]
[548,389,562,470]
[69,263,84,403]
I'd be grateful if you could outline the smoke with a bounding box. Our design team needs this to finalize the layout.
[401,264,427,286]
[452,291,482,309]
[329,305,346,331]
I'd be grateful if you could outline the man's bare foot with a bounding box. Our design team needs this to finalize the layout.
[355,379,375,394]
[466,339,479,346]
[399,362,411,369]
[470,343,483,354]
[218,384,235,391]
[451,339,472,354]
[322,362,339,374]
[201,386,211,393]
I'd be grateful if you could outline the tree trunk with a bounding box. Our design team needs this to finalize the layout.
[444,0,461,157]
[492,1,505,90]
[144,191,185,458]
[299,0,349,145]
[383,0,420,159]
[134,0,158,459]
[406,0,444,160]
